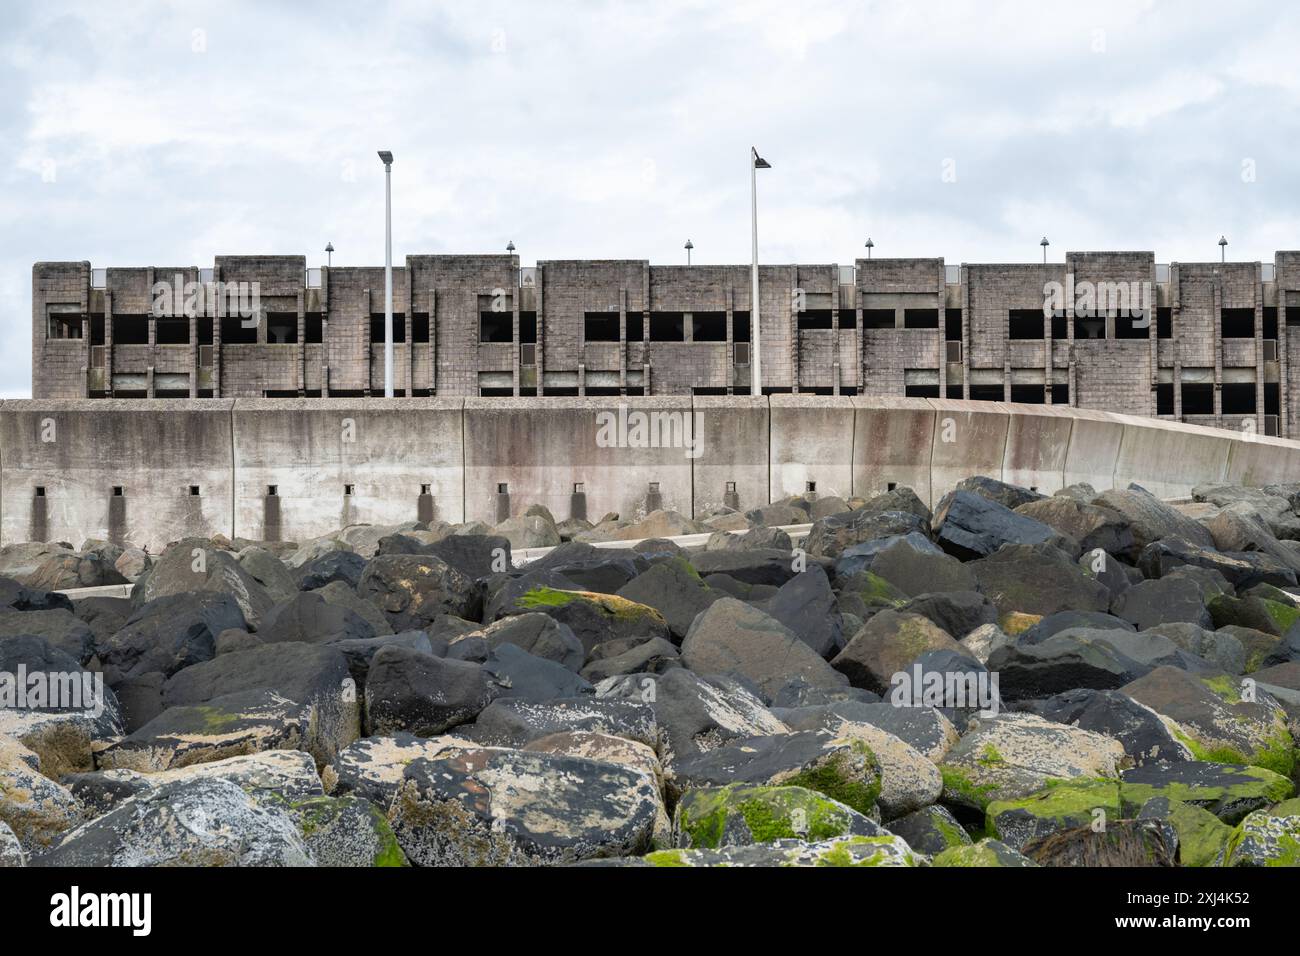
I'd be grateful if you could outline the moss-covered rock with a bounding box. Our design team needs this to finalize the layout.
[1136,796,1233,867]
[622,834,920,867]
[667,731,881,816]
[931,838,1038,867]
[986,778,1121,850]
[847,572,909,610]
[1119,761,1295,824]
[939,713,1125,813]
[1221,808,1300,867]
[672,784,882,849]
[508,587,671,656]
[886,804,973,855]
[1121,665,1297,777]
[999,612,1042,637]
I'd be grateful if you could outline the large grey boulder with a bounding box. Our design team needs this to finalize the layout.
[99,592,246,683]
[389,748,662,865]
[860,535,977,597]
[596,669,787,765]
[1015,496,1138,561]
[1018,688,1193,767]
[32,777,311,867]
[358,554,478,630]
[1093,488,1216,551]
[970,543,1110,617]
[830,610,966,695]
[364,644,497,736]
[0,608,95,665]
[934,490,1079,561]
[762,565,843,657]
[131,538,276,629]
[1112,577,1212,630]
[616,557,721,640]
[681,598,848,700]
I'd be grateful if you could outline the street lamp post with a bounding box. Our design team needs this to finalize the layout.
[325,242,334,267]
[1219,236,1228,263]
[750,147,771,397]
[1041,237,1049,264]
[378,150,394,397]
[685,239,693,266]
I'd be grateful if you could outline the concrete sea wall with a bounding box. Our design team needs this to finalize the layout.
[1,397,1296,551]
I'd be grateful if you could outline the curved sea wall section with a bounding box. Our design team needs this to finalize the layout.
[1,396,1297,551]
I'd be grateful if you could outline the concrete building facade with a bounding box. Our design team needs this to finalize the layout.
[31,250,1300,436]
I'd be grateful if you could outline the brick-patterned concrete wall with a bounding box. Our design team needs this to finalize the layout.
[31,261,88,399]
[29,250,1298,437]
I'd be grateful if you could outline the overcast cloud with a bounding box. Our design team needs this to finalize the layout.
[3,0,1299,396]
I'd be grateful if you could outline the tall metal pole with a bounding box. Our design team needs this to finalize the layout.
[750,151,762,397]
[383,159,393,397]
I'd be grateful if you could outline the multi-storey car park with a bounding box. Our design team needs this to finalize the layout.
[30,251,1300,436]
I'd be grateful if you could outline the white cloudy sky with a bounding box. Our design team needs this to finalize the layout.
[4,0,1300,395]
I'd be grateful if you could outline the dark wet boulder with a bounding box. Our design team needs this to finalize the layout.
[1018,688,1192,766]
[688,549,804,587]
[988,632,1151,701]
[616,558,721,640]
[863,534,977,597]
[294,550,367,591]
[761,565,843,657]
[99,592,246,684]
[358,554,478,631]
[0,576,72,613]
[1111,576,1212,630]
[1015,496,1138,561]
[364,643,497,736]
[0,608,94,666]
[934,490,1079,561]
[328,631,437,694]
[899,590,998,641]
[969,543,1110,618]
[1020,610,1135,645]
[482,642,593,702]
[259,591,376,645]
